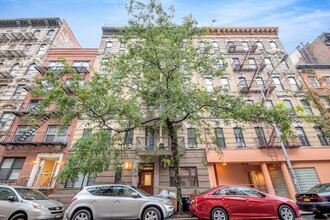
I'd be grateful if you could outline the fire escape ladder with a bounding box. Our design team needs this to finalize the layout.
[265,128,280,167]
[17,111,59,142]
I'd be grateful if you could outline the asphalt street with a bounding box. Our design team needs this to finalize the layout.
[299,214,330,220]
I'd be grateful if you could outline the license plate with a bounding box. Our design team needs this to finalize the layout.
[303,198,311,202]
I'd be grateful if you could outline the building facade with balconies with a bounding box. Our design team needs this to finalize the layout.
[0,17,80,192]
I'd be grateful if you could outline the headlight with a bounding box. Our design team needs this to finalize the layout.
[33,203,48,211]
[159,200,173,206]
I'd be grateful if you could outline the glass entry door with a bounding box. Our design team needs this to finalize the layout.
[32,159,58,189]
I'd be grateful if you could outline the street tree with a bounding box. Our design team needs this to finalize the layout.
[30,0,296,212]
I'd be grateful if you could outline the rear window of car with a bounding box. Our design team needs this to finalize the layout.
[308,184,330,193]
[15,188,48,200]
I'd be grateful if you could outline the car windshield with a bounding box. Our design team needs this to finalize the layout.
[131,186,150,196]
[308,184,330,193]
[15,188,48,200]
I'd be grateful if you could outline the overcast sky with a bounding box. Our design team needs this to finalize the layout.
[0,0,329,53]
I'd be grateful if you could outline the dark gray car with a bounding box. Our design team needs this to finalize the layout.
[65,184,174,220]
[0,185,64,220]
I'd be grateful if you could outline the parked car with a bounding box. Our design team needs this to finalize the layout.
[189,185,301,220]
[0,184,64,220]
[65,184,174,220]
[295,183,330,216]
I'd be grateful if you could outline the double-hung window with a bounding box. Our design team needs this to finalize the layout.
[205,77,214,92]
[314,128,328,146]
[0,113,10,129]
[234,128,245,147]
[308,76,320,88]
[124,129,134,148]
[214,128,226,148]
[37,44,47,55]
[13,126,35,142]
[44,126,68,142]
[288,77,299,91]
[255,127,267,147]
[187,128,197,148]
[300,100,313,115]
[264,58,274,71]
[170,167,198,187]
[0,158,25,180]
[273,77,284,91]
[212,41,219,52]
[11,85,25,100]
[221,78,230,91]
[105,41,113,52]
[296,127,309,146]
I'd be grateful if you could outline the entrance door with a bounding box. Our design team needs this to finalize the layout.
[32,159,58,189]
[138,163,154,195]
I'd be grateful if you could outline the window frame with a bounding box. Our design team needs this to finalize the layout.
[0,112,10,130]
[272,77,284,91]
[288,77,299,91]
[11,85,25,99]
[204,76,214,92]
[300,100,313,115]
[24,63,36,75]
[233,127,245,148]
[220,78,230,91]
[169,167,198,187]
[214,127,226,148]
[314,128,328,146]
[13,126,35,142]
[255,127,267,147]
[0,157,25,180]
[187,128,197,148]
[295,127,310,146]
[44,126,68,142]
[36,44,47,55]
[308,76,321,88]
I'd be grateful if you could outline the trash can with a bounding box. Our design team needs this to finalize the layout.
[182,196,190,212]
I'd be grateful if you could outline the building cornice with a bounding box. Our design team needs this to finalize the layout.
[0,18,61,28]
[208,27,279,35]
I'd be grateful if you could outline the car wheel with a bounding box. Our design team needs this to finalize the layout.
[142,207,161,220]
[211,207,228,220]
[278,205,295,220]
[72,209,92,220]
[9,213,27,220]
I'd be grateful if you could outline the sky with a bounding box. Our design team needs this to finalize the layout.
[0,0,329,53]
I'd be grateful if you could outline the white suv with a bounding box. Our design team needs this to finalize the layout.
[65,184,174,220]
[0,185,64,220]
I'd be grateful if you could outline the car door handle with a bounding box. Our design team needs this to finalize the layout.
[115,200,120,203]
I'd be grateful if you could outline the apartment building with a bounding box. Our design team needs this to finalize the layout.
[80,27,330,200]
[0,18,80,193]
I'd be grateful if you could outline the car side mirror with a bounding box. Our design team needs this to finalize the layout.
[7,195,16,202]
[131,192,140,198]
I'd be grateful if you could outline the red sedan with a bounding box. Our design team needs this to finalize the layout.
[189,185,301,220]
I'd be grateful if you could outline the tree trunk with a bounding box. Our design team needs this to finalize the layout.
[166,118,183,213]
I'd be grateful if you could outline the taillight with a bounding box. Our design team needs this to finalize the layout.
[68,197,77,206]
[311,195,327,202]
[295,195,302,201]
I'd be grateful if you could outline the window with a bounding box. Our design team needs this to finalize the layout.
[100,58,109,72]
[221,78,230,91]
[270,41,278,51]
[41,80,53,91]
[36,44,47,55]
[44,126,68,142]
[24,63,36,75]
[280,60,289,71]
[237,187,263,197]
[83,128,92,137]
[205,77,214,92]
[227,41,235,52]
[13,126,35,142]
[308,76,320,88]
[323,76,330,88]
[320,96,330,109]
[187,128,197,148]
[0,113,10,129]
[0,187,15,200]
[170,167,198,187]
[0,84,6,94]
[124,129,134,148]
[10,63,20,75]
[114,167,122,184]
[265,100,273,109]
[12,85,24,99]
[246,100,253,104]
[255,127,266,147]
[256,77,264,89]
[232,58,240,70]
[288,77,299,91]
[212,41,219,52]
[119,42,126,50]
[242,41,249,51]
[34,30,41,38]
[26,100,40,112]
[256,41,264,50]
[264,58,274,71]
[217,59,224,70]
[213,187,238,196]
[238,77,248,90]
[105,41,113,52]
[214,128,226,148]
[314,128,328,146]
[296,127,309,146]
[0,158,25,180]
[24,44,31,51]
[72,61,89,72]
[233,128,245,147]
[47,61,63,71]
[300,100,313,115]
[46,30,55,38]
[145,127,154,149]
[248,58,257,69]
[65,173,95,188]
[273,77,284,91]
[283,100,293,111]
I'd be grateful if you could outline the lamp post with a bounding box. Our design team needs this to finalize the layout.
[261,53,302,194]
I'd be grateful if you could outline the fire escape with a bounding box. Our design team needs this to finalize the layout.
[230,41,302,166]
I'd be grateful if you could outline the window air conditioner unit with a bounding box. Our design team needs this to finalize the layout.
[188,143,197,148]
[125,144,133,149]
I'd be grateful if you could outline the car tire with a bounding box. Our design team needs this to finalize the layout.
[142,207,161,220]
[9,213,27,220]
[278,205,295,220]
[211,207,228,220]
[72,209,92,220]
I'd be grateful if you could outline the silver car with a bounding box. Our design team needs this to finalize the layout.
[0,185,64,220]
[65,184,174,220]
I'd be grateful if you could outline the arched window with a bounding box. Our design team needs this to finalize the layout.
[10,63,20,75]
[25,63,36,75]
